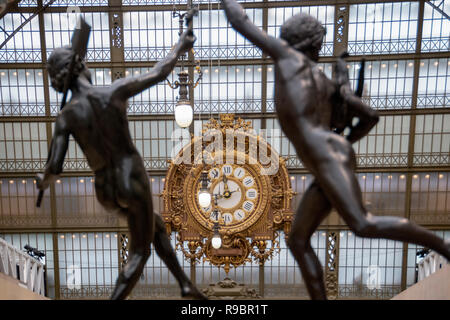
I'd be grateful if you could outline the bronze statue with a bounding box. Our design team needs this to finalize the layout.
[35,16,206,300]
[221,0,450,299]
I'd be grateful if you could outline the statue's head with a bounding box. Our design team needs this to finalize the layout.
[280,13,326,62]
[47,46,92,93]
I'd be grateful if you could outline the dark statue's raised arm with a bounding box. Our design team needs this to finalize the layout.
[112,28,196,101]
[221,0,287,60]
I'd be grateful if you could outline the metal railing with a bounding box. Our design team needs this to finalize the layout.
[418,251,449,282]
[0,237,46,296]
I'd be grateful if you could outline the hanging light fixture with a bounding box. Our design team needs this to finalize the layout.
[174,70,193,128]
[211,221,222,249]
[167,6,202,129]
[210,194,222,249]
[198,169,211,208]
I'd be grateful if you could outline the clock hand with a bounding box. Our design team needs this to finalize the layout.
[222,173,229,192]
[218,188,241,202]
[213,193,223,200]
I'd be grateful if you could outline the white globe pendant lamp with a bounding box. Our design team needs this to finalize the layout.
[211,221,222,249]
[173,70,194,128]
[198,189,211,208]
[211,233,222,249]
[198,169,211,208]
[175,101,193,128]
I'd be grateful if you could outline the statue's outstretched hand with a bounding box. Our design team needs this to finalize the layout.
[35,173,49,208]
[179,28,196,52]
[35,173,47,191]
[179,8,197,52]
[35,172,57,191]
[185,8,198,26]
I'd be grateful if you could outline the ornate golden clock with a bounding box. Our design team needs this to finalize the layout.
[162,114,294,272]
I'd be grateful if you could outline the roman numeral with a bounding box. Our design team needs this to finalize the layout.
[244,202,253,211]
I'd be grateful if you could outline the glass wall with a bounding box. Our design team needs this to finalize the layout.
[0,14,41,62]
[0,69,45,116]
[348,2,419,54]
[339,232,403,299]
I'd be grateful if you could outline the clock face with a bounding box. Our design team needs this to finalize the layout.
[193,162,267,232]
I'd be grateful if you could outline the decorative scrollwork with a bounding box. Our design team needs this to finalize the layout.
[165,50,203,89]
[202,277,260,299]
[201,114,253,134]
[325,231,339,300]
[217,278,238,288]
[111,13,122,48]
[250,235,280,265]
[333,5,349,56]
[204,234,252,274]
[119,233,129,269]
[176,236,204,264]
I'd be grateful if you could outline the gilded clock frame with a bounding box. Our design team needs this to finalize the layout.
[162,114,294,272]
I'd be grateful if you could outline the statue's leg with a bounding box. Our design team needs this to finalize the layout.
[287,180,332,300]
[153,214,207,299]
[314,134,450,260]
[94,169,120,212]
[111,204,153,300]
[110,161,155,300]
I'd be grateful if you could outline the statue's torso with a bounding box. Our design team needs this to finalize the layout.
[62,87,138,172]
[272,49,345,167]
[273,50,336,134]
